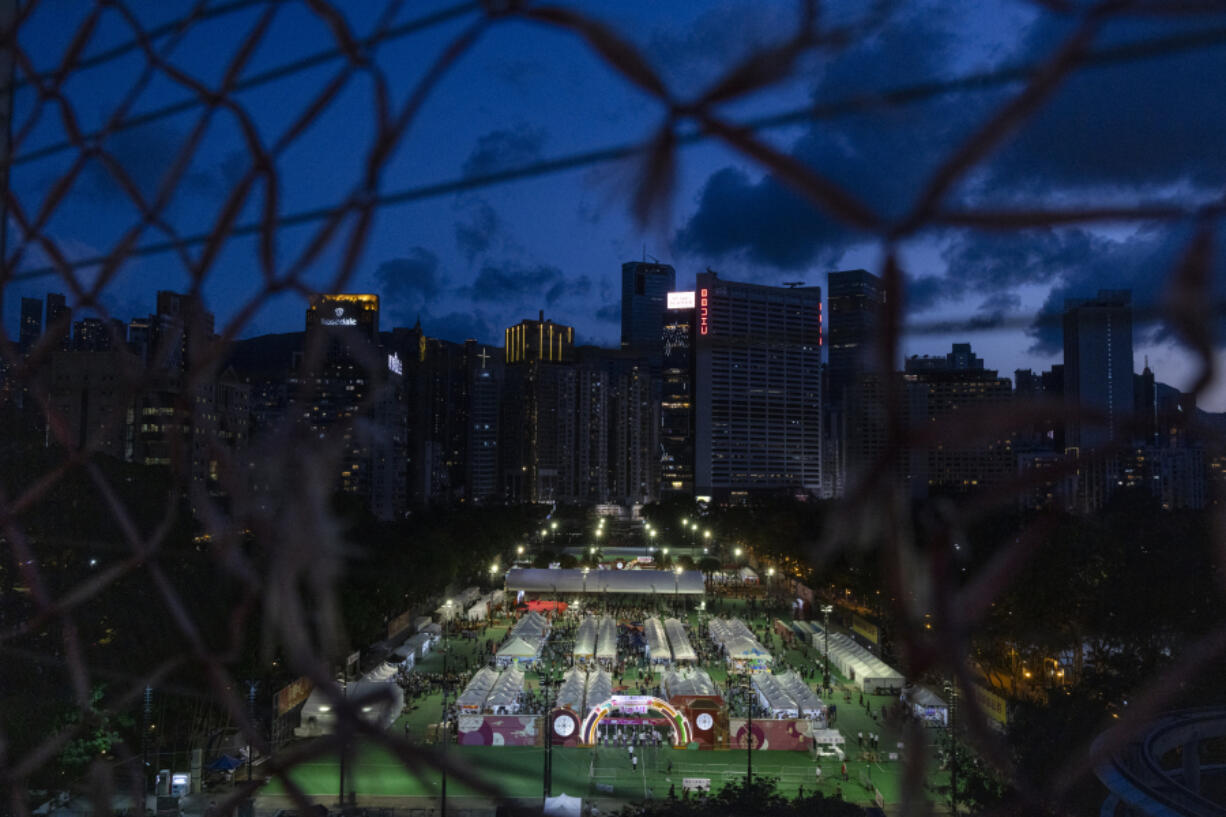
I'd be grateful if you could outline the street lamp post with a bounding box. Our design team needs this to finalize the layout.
[820,604,833,691]
[441,600,453,817]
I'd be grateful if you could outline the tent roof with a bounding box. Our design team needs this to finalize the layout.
[505,567,705,595]
[543,794,582,817]
[497,637,540,657]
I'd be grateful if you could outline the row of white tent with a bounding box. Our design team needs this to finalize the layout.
[751,670,824,719]
[573,615,617,663]
[555,667,614,713]
[644,618,670,665]
[456,667,528,714]
[294,662,405,738]
[810,627,904,693]
[436,587,483,621]
[661,667,716,698]
[708,618,773,670]
[664,618,697,663]
[497,611,551,666]
[389,628,441,669]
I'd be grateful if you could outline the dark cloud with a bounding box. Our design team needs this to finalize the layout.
[596,303,619,323]
[374,248,441,323]
[461,125,547,178]
[675,12,974,270]
[454,199,500,263]
[1023,225,1224,355]
[987,16,1226,197]
[424,310,494,344]
[468,262,590,306]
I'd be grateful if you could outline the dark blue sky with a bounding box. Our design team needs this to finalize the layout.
[8,0,1226,407]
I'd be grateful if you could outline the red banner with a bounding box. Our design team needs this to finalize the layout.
[728,718,816,751]
[456,715,542,747]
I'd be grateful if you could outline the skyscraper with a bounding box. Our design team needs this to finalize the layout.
[502,313,577,502]
[693,272,822,500]
[45,292,71,351]
[826,269,884,406]
[19,297,42,355]
[904,343,1014,493]
[660,291,696,496]
[620,261,676,354]
[302,294,407,519]
[1063,290,1134,451]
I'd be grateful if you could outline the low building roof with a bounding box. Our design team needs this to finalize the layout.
[505,567,705,595]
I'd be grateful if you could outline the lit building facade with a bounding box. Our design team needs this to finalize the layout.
[660,291,696,496]
[693,272,823,500]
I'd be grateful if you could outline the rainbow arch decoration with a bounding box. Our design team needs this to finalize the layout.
[580,695,693,748]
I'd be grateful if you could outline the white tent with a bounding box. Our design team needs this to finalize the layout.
[294,665,405,738]
[664,618,697,663]
[585,668,613,709]
[457,667,500,712]
[902,684,949,726]
[815,633,904,693]
[573,616,597,662]
[543,794,582,817]
[644,617,672,665]
[752,673,799,718]
[496,636,541,666]
[777,670,824,718]
[738,566,759,583]
[662,667,716,698]
[556,667,587,711]
[596,616,617,662]
[467,597,489,621]
[485,668,526,714]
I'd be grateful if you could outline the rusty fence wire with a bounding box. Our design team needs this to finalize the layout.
[1,0,1225,815]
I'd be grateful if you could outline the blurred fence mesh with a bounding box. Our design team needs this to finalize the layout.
[1,1,1224,816]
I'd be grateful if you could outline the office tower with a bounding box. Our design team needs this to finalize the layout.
[1014,365,1064,451]
[502,313,577,503]
[72,317,112,351]
[464,340,503,503]
[505,311,575,364]
[693,271,822,500]
[826,269,884,406]
[45,293,71,351]
[620,261,676,354]
[47,345,139,458]
[660,291,696,496]
[904,343,1014,493]
[19,297,42,355]
[572,347,656,506]
[302,294,406,519]
[1063,290,1134,451]
[1134,363,1157,446]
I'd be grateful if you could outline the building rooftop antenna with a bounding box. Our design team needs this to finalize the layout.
[782,281,805,288]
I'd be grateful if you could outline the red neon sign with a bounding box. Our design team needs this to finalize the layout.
[699,288,709,335]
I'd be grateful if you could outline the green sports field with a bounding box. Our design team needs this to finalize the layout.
[260,599,952,811]
[261,741,945,809]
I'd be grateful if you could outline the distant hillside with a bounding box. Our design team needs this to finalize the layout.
[227,332,302,377]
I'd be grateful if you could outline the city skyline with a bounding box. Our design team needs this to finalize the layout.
[7,2,1225,410]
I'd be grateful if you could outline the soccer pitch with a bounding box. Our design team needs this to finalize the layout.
[261,742,939,808]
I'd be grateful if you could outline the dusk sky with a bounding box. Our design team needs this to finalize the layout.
[8,0,1226,407]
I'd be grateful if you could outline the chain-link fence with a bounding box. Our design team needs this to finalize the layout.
[2,1,1225,816]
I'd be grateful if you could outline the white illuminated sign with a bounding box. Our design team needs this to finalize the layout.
[667,291,696,309]
[321,318,357,326]
[387,352,403,375]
